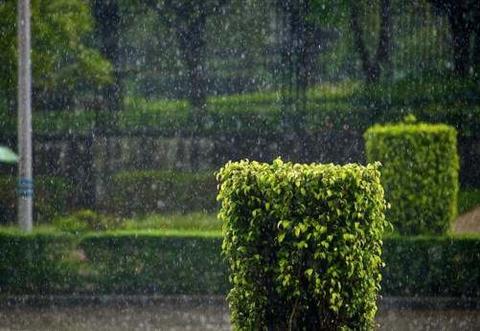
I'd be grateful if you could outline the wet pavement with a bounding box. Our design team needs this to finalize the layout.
[0,296,479,331]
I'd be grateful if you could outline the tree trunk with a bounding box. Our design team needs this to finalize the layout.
[472,2,480,75]
[474,29,480,74]
[376,0,392,79]
[350,1,379,84]
[175,13,208,114]
[92,0,122,118]
[91,0,122,209]
[428,0,472,77]
[350,0,392,84]
[448,2,471,77]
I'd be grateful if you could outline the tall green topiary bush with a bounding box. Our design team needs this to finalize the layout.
[364,118,459,235]
[217,159,389,330]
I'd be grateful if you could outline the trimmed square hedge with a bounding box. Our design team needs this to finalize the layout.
[217,159,389,330]
[364,120,459,235]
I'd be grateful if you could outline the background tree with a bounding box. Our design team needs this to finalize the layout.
[276,0,323,105]
[91,0,122,118]
[428,0,480,77]
[474,1,480,75]
[146,0,227,117]
[349,0,392,84]
[0,0,111,112]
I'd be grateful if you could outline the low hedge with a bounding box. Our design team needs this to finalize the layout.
[79,231,227,294]
[106,171,217,216]
[365,120,459,235]
[0,229,479,298]
[0,230,79,294]
[0,176,71,224]
[217,159,389,330]
[382,235,480,297]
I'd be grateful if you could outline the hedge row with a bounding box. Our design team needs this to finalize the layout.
[217,159,388,329]
[105,171,217,216]
[0,230,479,297]
[80,232,227,294]
[0,176,71,224]
[382,235,480,297]
[0,230,79,294]
[365,121,459,235]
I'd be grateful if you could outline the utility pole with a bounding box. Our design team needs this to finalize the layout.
[17,0,33,232]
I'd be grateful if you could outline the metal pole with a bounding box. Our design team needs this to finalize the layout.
[17,0,33,232]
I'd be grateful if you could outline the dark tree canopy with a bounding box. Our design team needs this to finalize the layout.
[428,0,480,77]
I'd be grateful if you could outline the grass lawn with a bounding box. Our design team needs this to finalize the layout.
[2,185,479,235]
[458,189,480,214]
[121,212,221,232]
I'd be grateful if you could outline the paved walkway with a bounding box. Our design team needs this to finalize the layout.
[454,206,480,234]
[0,298,479,331]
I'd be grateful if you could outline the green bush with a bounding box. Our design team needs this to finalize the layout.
[217,159,389,330]
[107,171,217,216]
[0,175,71,224]
[53,209,122,234]
[365,119,459,235]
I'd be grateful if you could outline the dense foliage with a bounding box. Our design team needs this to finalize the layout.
[0,0,111,110]
[217,159,389,330]
[106,170,217,216]
[0,176,71,224]
[365,119,459,235]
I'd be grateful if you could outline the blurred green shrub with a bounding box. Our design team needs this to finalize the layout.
[106,170,217,216]
[54,209,121,234]
[0,175,71,224]
[365,118,459,235]
[217,159,389,330]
